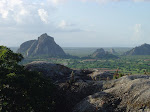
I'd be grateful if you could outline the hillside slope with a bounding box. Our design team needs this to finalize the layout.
[124,43,150,55]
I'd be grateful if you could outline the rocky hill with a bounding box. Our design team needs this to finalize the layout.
[17,33,66,57]
[124,43,150,55]
[91,48,118,59]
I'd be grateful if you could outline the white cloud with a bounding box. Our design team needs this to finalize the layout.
[58,20,80,31]
[0,10,8,19]
[51,0,59,5]
[0,0,83,47]
[38,9,48,23]
[0,0,148,23]
[0,0,56,24]
[131,24,143,45]
[0,0,29,23]
[134,24,141,33]
[0,0,57,46]
[59,20,67,29]
[0,0,23,19]
[47,0,67,5]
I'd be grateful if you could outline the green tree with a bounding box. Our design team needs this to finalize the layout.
[0,46,56,112]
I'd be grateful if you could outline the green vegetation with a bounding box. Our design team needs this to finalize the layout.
[21,54,150,75]
[68,56,150,74]
[0,46,56,111]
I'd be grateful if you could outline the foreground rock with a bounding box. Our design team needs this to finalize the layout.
[25,61,94,83]
[25,61,103,112]
[88,71,113,81]
[73,75,150,112]
[59,81,104,112]
[25,62,150,112]
[25,61,72,83]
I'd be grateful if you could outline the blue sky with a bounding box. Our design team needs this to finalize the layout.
[0,0,150,47]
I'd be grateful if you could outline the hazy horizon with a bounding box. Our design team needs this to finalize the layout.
[9,46,133,48]
[0,0,150,47]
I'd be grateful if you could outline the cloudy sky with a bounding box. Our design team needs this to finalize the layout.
[0,0,150,47]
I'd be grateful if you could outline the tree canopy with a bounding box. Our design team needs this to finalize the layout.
[0,46,56,112]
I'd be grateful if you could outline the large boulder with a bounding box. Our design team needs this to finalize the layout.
[25,61,72,83]
[73,75,150,112]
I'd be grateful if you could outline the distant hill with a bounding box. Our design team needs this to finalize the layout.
[17,33,66,57]
[124,43,150,55]
[63,47,131,57]
[91,48,118,59]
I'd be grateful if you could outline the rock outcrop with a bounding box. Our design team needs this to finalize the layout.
[124,43,150,55]
[17,33,66,57]
[25,61,101,111]
[25,61,94,83]
[73,75,150,112]
[59,80,104,112]
[91,48,118,59]
[25,61,72,83]
[24,61,150,112]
